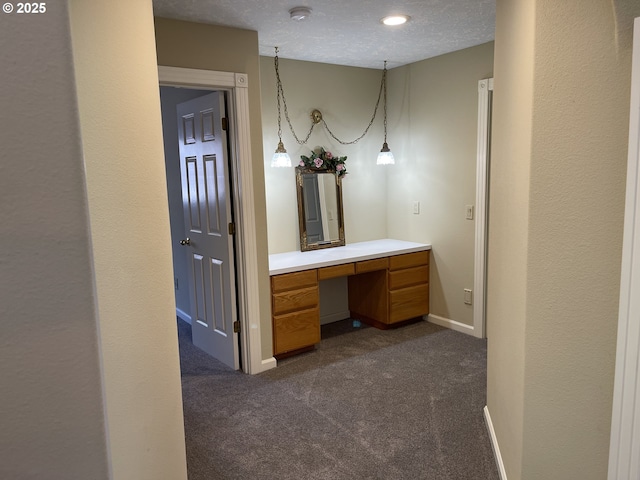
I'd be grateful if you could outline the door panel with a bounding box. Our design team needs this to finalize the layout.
[204,155,222,235]
[177,92,239,369]
[183,114,196,144]
[202,109,215,141]
[186,157,201,231]
[193,254,206,326]
[210,258,226,333]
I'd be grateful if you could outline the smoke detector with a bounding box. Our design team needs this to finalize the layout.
[289,7,312,21]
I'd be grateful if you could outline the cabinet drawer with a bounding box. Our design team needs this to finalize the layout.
[272,285,318,315]
[273,307,320,354]
[389,283,429,323]
[355,257,388,274]
[388,265,429,290]
[272,269,317,293]
[318,263,355,280]
[389,251,430,271]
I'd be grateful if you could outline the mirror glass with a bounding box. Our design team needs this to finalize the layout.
[296,167,345,251]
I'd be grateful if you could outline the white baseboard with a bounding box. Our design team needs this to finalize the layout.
[484,406,508,480]
[175,305,276,374]
[426,314,475,335]
[320,310,351,325]
[251,357,277,374]
[176,308,191,324]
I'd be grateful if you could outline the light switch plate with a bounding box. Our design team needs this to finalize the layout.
[465,205,474,220]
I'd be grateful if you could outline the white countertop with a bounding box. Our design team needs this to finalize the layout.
[269,239,432,276]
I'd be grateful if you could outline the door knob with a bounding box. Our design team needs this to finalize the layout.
[180,238,191,246]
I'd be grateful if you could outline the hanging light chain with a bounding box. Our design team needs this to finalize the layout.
[274,48,316,145]
[274,48,388,146]
[275,48,283,142]
[322,62,385,145]
[382,60,388,144]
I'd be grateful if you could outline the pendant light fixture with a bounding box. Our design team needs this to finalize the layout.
[377,61,395,165]
[270,44,395,167]
[271,47,292,167]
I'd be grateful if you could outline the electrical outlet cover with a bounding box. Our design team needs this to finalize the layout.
[464,288,472,304]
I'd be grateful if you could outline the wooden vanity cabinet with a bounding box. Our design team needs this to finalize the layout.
[270,247,430,358]
[349,251,429,327]
[388,251,429,323]
[271,270,320,357]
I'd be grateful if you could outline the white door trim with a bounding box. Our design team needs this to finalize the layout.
[608,17,640,480]
[474,78,493,339]
[158,66,273,375]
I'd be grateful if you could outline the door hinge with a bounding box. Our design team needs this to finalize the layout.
[228,222,236,235]
[233,321,241,333]
[222,117,228,131]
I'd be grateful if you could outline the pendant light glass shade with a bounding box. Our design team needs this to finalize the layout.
[377,62,395,165]
[271,140,292,167]
[376,142,395,165]
[271,47,292,168]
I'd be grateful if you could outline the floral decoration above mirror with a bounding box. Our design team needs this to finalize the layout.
[299,147,348,178]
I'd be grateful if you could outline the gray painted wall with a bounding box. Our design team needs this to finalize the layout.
[388,42,495,327]
[0,3,109,478]
[69,1,189,475]
[487,1,640,478]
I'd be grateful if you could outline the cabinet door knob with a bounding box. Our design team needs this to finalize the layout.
[179,238,191,246]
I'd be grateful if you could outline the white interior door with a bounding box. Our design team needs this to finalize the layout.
[177,92,239,370]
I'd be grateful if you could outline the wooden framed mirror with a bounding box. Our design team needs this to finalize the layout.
[296,166,345,251]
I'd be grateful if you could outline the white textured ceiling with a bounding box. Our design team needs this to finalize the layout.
[152,0,495,69]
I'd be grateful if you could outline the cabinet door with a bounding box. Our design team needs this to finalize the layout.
[389,284,429,323]
[389,251,429,270]
[388,265,429,290]
[273,307,320,355]
[272,270,317,293]
[355,258,388,274]
[318,263,355,280]
[271,269,320,356]
[272,286,319,316]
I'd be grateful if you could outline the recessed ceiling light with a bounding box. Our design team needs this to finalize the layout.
[381,15,410,26]
[289,7,312,21]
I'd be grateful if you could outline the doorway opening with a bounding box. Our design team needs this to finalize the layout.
[158,66,275,375]
[160,86,242,369]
